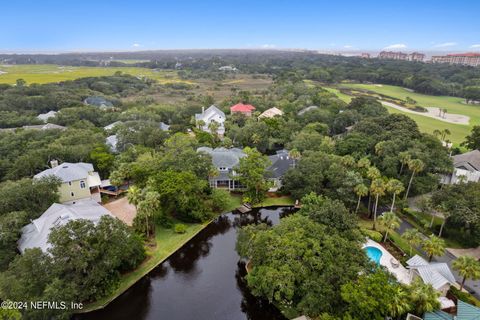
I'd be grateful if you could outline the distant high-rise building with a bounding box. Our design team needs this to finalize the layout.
[431,53,480,67]
[408,52,425,62]
[378,51,408,60]
[378,51,425,62]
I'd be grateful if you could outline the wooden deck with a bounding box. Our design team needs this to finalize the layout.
[236,203,252,213]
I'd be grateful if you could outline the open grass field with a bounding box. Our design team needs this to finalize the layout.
[328,83,479,146]
[0,64,192,85]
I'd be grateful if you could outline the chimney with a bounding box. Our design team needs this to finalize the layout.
[50,160,59,168]
[202,106,205,114]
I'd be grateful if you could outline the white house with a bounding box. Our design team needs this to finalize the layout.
[197,147,246,190]
[406,255,457,296]
[37,111,58,123]
[18,200,113,253]
[442,150,480,184]
[195,105,226,136]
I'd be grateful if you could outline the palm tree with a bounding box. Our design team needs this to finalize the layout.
[398,151,411,176]
[432,129,442,139]
[137,191,160,237]
[402,228,422,256]
[288,148,301,168]
[127,185,142,209]
[436,204,450,238]
[389,286,412,318]
[370,178,386,230]
[354,184,369,214]
[453,256,480,290]
[357,157,371,169]
[441,129,451,141]
[386,178,404,212]
[374,141,387,156]
[404,159,425,200]
[340,155,355,167]
[422,235,446,262]
[409,278,440,315]
[379,212,401,242]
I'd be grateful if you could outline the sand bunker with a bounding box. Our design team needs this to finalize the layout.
[382,101,470,125]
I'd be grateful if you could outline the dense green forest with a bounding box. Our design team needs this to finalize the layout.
[0,55,479,319]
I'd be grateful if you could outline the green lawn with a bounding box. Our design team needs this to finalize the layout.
[343,83,480,124]
[226,193,294,209]
[325,83,478,146]
[0,64,192,85]
[81,222,207,312]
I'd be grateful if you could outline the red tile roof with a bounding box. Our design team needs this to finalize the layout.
[230,103,256,113]
[447,53,480,57]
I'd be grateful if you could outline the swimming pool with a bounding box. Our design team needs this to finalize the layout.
[364,246,383,264]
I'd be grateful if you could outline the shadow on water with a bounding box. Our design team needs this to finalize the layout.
[76,207,293,320]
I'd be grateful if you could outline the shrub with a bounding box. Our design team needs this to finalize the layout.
[361,228,383,242]
[174,224,187,234]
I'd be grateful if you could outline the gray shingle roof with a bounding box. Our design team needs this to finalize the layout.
[453,150,480,172]
[197,147,245,168]
[267,149,294,179]
[297,105,319,116]
[18,200,113,253]
[34,162,95,183]
[84,96,113,108]
[106,135,118,153]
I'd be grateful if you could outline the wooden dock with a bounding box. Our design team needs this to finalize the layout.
[236,203,252,213]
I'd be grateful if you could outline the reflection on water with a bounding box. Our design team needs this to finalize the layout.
[77,207,294,320]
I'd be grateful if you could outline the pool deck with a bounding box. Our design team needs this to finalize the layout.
[363,239,411,284]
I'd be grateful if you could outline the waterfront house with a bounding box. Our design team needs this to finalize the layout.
[197,147,246,190]
[18,199,113,253]
[258,107,284,119]
[406,255,456,296]
[195,105,226,136]
[34,161,102,204]
[267,149,295,191]
[230,103,256,117]
[442,150,480,184]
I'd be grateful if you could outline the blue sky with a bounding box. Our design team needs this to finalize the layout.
[1,0,479,52]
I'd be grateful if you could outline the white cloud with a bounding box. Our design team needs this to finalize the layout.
[261,44,277,49]
[471,44,480,48]
[132,43,141,48]
[343,45,353,49]
[383,43,407,50]
[434,42,457,48]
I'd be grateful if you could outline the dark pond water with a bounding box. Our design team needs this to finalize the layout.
[78,207,295,320]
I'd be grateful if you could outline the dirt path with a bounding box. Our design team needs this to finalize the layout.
[381,101,470,125]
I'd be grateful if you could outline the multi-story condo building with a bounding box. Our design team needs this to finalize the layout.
[408,52,425,62]
[431,53,480,67]
[378,51,425,62]
[378,51,408,60]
